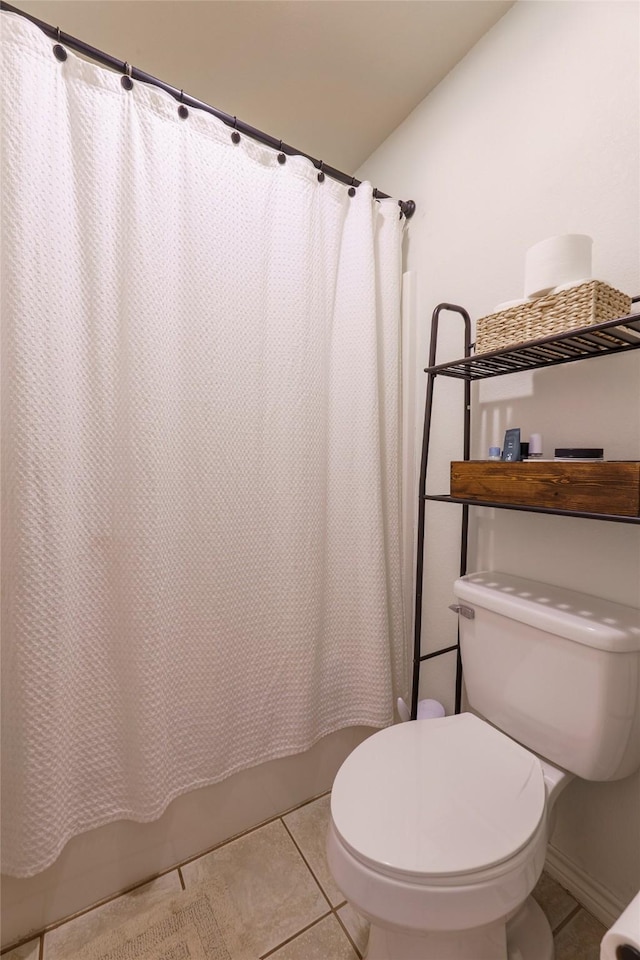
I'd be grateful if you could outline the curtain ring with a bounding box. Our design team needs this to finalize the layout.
[178,90,189,119]
[317,160,325,183]
[277,141,286,164]
[231,116,241,144]
[53,27,67,61]
[121,62,134,90]
[348,176,357,198]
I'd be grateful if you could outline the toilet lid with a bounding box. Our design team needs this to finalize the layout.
[330,713,546,880]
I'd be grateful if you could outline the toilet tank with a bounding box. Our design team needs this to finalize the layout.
[453,572,640,781]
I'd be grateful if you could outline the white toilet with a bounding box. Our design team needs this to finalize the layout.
[327,572,640,960]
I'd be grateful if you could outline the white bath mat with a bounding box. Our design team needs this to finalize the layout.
[66,886,256,960]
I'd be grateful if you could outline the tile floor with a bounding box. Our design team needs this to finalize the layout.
[3,793,607,960]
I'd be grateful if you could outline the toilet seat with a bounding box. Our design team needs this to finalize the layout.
[330,713,546,883]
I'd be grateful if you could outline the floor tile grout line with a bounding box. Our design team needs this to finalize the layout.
[275,814,361,959]
[552,903,584,936]
[280,816,335,911]
[258,909,333,959]
[257,905,361,960]
[1,790,331,953]
[333,904,364,959]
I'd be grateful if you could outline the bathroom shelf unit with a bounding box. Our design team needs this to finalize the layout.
[411,300,640,720]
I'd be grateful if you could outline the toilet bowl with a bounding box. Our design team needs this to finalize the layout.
[327,572,640,960]
[327,713,567,960]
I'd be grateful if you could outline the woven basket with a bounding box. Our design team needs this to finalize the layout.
[475,281,631,354]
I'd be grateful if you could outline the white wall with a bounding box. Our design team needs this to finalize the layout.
[358,0,640,922]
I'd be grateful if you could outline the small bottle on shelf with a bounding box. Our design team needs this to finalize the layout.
[488,446,501,461]
[529,433,543,458]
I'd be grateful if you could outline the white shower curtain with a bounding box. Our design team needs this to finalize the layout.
[0,13,407,878]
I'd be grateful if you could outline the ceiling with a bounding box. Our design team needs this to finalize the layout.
[10,0,514,173]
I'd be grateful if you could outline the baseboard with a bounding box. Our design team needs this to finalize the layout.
[545,843,625,929]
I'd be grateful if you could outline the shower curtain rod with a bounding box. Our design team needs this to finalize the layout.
[1,1,416,219]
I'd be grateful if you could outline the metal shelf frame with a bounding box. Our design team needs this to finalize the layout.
[424,312,640,381]
[425,494,640,525]
[410,299,640,720]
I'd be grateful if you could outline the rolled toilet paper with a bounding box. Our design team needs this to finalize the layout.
[600,889,640,960]
[524,234,593,299]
